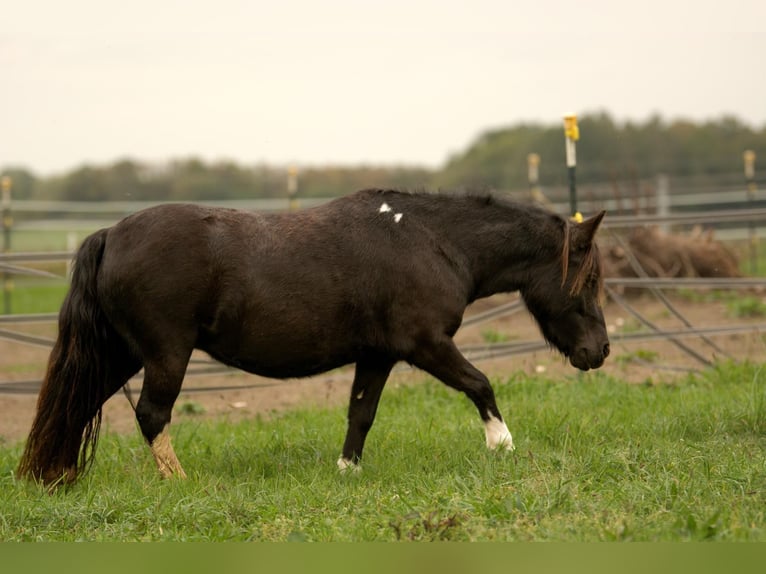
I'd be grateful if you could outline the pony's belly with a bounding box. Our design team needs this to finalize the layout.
[233,355,350,379]
[200,340,353,380]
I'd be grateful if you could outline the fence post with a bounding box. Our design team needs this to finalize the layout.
[527,153,542,204]
[2,175,12,314]
[287,166,299,211]
[563,114,581,220]
[66,231,78,279]
[656,174,670,233]
[744,150,758,275]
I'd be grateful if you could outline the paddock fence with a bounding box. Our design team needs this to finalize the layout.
[2,177,766,396]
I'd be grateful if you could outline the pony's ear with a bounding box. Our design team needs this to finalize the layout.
[571,210,605,250]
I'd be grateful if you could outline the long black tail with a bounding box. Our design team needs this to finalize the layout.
[17,228,122,485]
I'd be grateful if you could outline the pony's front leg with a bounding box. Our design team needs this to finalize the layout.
[410,337,515,452]
[483,413,515,451]
[337,357,395,472]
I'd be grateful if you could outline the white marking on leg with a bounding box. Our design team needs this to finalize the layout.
[394,213,403,223]
[379,202,391,213]
[356,389,365,400]
[150,426,188,479]
[337,457,362,473]
[484,414,515,451]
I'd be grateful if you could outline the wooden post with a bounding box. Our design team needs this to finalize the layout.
[744,150,757,275]
[66,231,78,279]
[287,166,299,211]
[527,153,540,190]
[656,174,670,233]
[2,176,12,314]
[527,153,542,203]
[563,114,581,220]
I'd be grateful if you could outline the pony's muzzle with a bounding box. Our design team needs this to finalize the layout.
[570,341,610,371]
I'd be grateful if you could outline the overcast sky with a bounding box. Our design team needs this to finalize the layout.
[2,0,765,175]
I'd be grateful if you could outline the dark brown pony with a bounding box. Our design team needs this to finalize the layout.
[17,189,609,485]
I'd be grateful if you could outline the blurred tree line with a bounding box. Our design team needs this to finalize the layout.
[433,112,765,191]
[0,160,432,202]
[3,112,764,202]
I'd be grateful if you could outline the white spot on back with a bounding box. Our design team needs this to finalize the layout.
[484,414,515,451]
[378,202,403,224]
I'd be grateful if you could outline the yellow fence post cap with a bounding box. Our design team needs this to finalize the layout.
[563,114,580,141]
[744,150,756,179]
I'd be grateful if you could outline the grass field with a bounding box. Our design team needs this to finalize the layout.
[10,226,104,252]
[4,279,68,314]
[1,361,764,541]
[3,225,766,542]
[3,228,78,315]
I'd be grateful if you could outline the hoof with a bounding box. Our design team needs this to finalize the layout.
[492,435,516,452]
[337,457,362,473]
[485,416,515,451]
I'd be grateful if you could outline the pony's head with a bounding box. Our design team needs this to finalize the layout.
[521,211,609,371]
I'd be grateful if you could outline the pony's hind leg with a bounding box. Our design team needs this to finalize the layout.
[338,357,395,471]
[135,356,191,479]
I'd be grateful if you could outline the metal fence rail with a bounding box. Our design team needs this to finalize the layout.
[2,274,766,342]
[2,321,764,396]
[3,204,766,268]
[2,200,765,396]
[601,207,766,228]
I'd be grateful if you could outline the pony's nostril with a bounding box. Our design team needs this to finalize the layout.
[603,343,610,358]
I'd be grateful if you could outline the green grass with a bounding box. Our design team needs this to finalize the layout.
[1,361,764,541]
[727,296,766,318]
[735,237,766,277]
[3,226,91,315]
[614,348,660,365]
[2,279,68,314]
[675,288,766,320]
[10,227,102,252]
[481,329,510,344]
[676,289,732,304]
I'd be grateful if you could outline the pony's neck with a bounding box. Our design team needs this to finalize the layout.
[362,190,565,303]
[433,198,564,302]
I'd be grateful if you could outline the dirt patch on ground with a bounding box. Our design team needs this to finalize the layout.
[1,294,764,446]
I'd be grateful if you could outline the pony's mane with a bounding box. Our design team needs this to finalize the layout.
[364,188,558,220]
[560,222,603,297]
[363,187,520,206]
[361,188,603,297]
